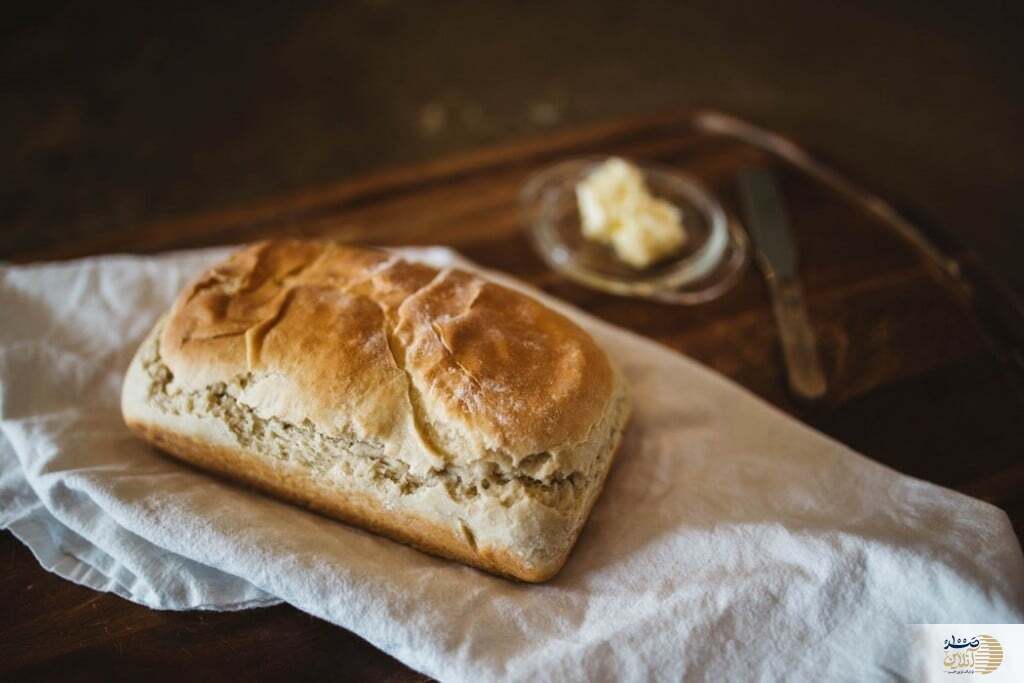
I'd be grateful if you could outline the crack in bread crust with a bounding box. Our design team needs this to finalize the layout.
[143,329,590,512]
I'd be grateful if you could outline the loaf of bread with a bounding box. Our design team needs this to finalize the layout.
[121,240,630,581]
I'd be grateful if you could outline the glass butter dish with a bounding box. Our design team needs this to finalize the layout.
[521,157,748,304]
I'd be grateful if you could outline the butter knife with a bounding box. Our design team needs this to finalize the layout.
[739,168,827,400]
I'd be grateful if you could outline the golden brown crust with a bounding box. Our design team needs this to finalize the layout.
[125,415,626,582]
[158,240,614,471]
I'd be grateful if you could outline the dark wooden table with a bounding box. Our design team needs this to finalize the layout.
[3,113,1023,681]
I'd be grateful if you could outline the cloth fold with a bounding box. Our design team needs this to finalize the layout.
[1,246,1021,682]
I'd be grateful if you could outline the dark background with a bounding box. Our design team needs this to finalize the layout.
[3,1,1023,287]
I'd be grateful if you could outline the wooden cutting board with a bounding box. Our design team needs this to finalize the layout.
[4,111,1023,680]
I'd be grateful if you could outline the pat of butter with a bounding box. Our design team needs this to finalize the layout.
[575,157,686,269]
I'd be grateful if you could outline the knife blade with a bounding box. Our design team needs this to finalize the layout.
[739,167,827,400]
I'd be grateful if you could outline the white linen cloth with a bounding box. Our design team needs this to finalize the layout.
[1,246,1021,682]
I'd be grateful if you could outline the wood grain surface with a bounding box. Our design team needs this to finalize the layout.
[3,112,1023,681]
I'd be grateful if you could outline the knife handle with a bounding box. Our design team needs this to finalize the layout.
[767,273,827,400]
